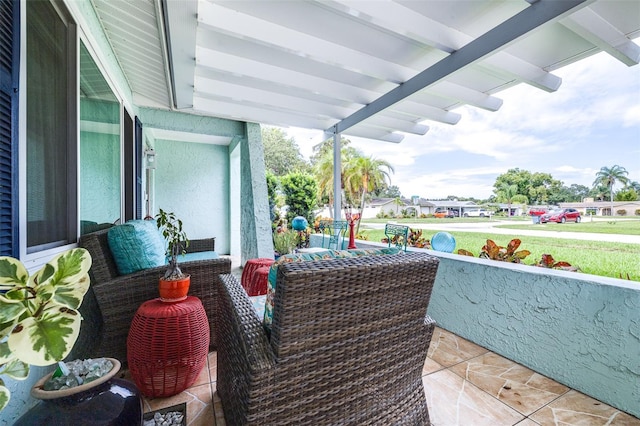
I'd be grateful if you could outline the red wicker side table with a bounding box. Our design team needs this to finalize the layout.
[241,258,274,296]
[127,296,210,397]
[247,265,271,296]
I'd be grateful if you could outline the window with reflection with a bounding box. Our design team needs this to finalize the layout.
[26,0,77,252]
[79,42,121,235]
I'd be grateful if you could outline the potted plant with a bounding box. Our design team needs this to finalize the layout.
[273,229,298,258]
[0,248,92,412]
[155,209,190,301]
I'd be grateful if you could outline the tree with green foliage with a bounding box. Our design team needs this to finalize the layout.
[343,155,394,233]
[344,155,393,210]
[373,184,402,198]
[312,141,361,214]
[281,172,318,224]
[494,168,562,205]
[309,136,356,167]
[495,183,527,218]
[615,188,638,202]
[266,172,280,230]
[593,165,629,215]
[261,127,309,175]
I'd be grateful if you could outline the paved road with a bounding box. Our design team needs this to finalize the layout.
[362,219,640,244]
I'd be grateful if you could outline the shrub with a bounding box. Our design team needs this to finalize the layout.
[635,209,640,216]
[616,209,627,216]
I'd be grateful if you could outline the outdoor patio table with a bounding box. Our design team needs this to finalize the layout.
[127,296,209,397]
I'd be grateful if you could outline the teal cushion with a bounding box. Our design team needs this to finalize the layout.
[174,251,219,262]
[107,220,166,275]
[250,295,267,320]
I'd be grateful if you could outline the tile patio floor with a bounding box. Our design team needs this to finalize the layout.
[124,325,640,426]
[125,260,639,425]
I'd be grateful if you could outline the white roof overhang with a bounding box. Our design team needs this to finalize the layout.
[90,0,640,143]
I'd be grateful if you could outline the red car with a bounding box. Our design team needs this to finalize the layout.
[540,208,581,224]
[528,208,547,216]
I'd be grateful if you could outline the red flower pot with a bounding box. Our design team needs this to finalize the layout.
[158,275,191,302]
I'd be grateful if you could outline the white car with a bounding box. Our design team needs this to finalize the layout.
[463,209,490,217]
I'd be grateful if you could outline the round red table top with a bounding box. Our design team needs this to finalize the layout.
[136,295,203,318]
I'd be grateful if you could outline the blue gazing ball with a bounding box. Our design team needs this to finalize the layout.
[431,232,456,253]
[291,216,309,231]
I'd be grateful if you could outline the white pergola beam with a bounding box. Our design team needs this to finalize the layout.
[331,0,587,135]
[332,0,562,92]
[562,7,640,66]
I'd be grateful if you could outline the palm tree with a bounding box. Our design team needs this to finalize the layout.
[343,155,394,234]
[313,145,359,217]
[593,165,629,216]
[496,183,518,218]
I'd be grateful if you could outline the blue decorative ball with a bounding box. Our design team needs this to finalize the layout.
[431,232,456,253]
[291,216,309,231]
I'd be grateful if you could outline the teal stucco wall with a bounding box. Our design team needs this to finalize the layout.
[427,252,640,418]
[154,139,229,251]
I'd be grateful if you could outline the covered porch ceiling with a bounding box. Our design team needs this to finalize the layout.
[90,0,640,144]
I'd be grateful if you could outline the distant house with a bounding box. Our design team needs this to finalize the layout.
[493,203,524,216]
[559,201,640,217]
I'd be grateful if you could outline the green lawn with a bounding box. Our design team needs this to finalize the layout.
[358,228,640,282]
[497,219,640,235]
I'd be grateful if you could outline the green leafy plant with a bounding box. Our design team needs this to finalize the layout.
[273,230,298,256]
[156,209,189,280]
[0,248,92,411]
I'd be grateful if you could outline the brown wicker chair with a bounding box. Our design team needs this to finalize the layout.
[217,252,439,425]
[74,228,231,364]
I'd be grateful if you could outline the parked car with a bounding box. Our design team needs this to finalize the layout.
[463,209,490,217]
[540,208,581,223]
[528,207,548,216]
[434,208,454,218]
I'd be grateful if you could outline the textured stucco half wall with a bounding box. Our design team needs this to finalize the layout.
[240,123,274,264]
[426,251,640,418]
[307,236,640,416]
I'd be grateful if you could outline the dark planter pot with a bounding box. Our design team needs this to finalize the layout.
[14,358,143,426]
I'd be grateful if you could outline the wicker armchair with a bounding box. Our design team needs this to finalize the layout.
[73,228,231,364]
[217,252,439,425]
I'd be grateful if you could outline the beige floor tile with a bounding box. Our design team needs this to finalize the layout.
[143,383,213,426]
[516,419,541,425]
[449,352,569,415]
[530,390,640,425]
[427,327,489,367]
[208,351,218,383]
[423,369,524,426]
[423,355,445,375]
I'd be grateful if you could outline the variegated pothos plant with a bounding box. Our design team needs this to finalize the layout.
[0,248,92,412]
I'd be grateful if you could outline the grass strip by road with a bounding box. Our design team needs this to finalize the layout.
[358,228,640,282]
[496,219,640,235]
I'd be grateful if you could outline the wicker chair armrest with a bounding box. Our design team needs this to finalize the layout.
[218,274,275,369]
[217,274,275,424]
[186,238,216,253]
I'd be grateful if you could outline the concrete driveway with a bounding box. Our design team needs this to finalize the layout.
[363,219,640,244]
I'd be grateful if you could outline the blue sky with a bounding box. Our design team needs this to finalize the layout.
[284,51,640,200]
